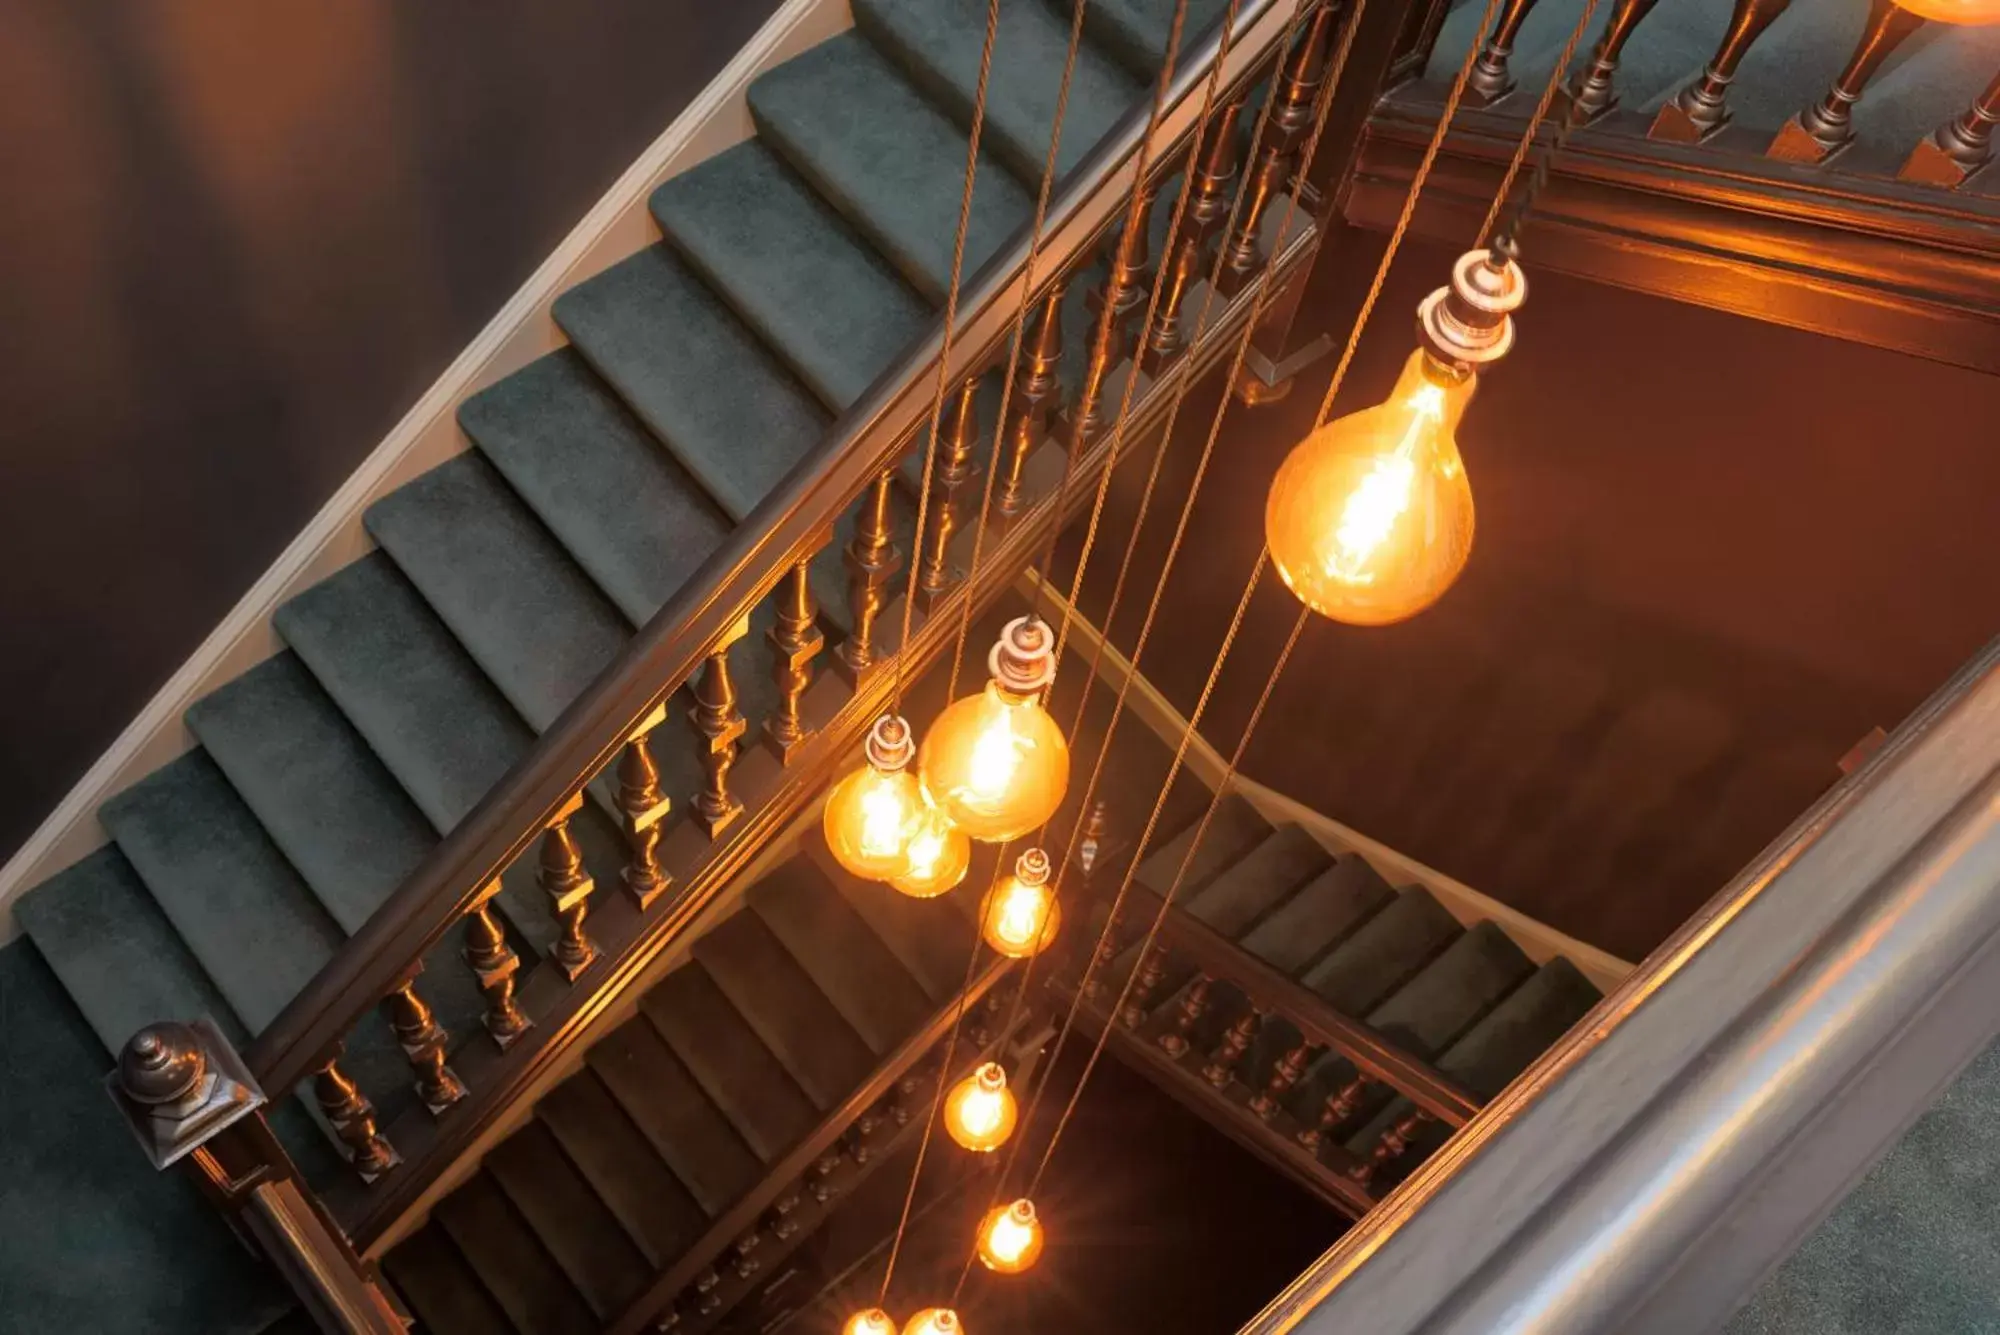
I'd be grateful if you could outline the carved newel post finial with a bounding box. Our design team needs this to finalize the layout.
[111,1018,266,1170]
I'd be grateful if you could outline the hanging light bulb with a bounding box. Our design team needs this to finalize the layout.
[1266,247,1525,626]
[978,848,1061,958]
[824,715,926,881]
[976,1198,1046,1275]
[943,1060,1018,1153]
[887,781,972,898]
[842,1309,899,1335]
[918,617,1070,841]
[904,1310,963,1335]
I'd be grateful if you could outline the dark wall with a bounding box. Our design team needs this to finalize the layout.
[0,0,780,860]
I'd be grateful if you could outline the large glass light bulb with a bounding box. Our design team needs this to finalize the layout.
[842,1309,899,1335]
[888,784,971,898]
[904,1310,963,1335]
[824,715,924,881]
[977,1199,1046,1275]
[1890,0,2000,21]
[978,848,1061,958]
[919,617,1070,842]
[943,1061,1018,1153]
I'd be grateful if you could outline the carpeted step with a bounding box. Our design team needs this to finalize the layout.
[536,1069,710,1270]
[748,31,1034,305]
[694,906,877,1110]
[1301,886,1463,1018]
[554,243,830,523]
[1364,921,1536,1060]
[1237,853,1396,976]
[652,140,933,413]
[1070,0,1236,80]
[854,0,1143,185]
[750,857,935,1056]
[1183,823,1334,938]
[1135,790,1272,902]
[459,348,734,628]
[380,1223,514,1335]
[485,1120,649,1320]
[434,1172,595,1335]
[813,843,978,1004]
[641,965,819,1162]
[365,451,631,731]
[585,1014,761,1216]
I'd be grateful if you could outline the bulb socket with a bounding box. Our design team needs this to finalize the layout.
[1417,247,1526,371]
[988,616,1056,696]
[864,714,915,772]
[1014,847,1051,886]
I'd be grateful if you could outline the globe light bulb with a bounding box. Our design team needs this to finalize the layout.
[843,1309,899,1335]
[976,1198,1045,1275]
[1266,247,1524,627]
[943,1061,1018,1153]
[888,783,971,898]
[1890,0,2000,21]
[919,617,1070,841]
[824,715,924,881]
[978,848,1061,958]
[904,1309,963,1335]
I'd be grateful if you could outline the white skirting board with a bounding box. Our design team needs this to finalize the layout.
[0,0,855,943]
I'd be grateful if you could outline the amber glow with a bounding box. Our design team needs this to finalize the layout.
[842,1309,898,1335]
[978,851,1061,958]
[919,682,1069,841]
[977,1199,1045,1274]
[1891,0,2000,21]
[943,1061,1018,1153]
[888,787,971,898]
[903,1310,962,1335]
[1265,349,1478,626]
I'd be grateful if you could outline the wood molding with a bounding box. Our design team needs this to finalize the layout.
[0,0,856,941]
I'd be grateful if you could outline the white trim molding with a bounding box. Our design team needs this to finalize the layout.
[0,0,854,941]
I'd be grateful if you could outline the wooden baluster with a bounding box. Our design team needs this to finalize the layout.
[1349,1107,1434,1186]
[1901,69,2000,187]
[1567,0,1664,124]
[1158,976,1214,1057]
[539,796,598,980]
[1467,0,1548,104]
[689,632,749,837]
[835,470,902,683]
[313,1053,399,1182]
[765,559,825,765]
[1221,7,1341,296]
[1082,909,1123,1001]
[1141,98,1248,375]
[766,1190,802,1241]
[1769,0,1924,164]
[618,706,673,910]
[1250,1039,1316,1120]
[998,279,1069,524]
[1297,1073,1371,1149]
[1064,180,1159,447]
[462,882,530,1047]
[917,375,984,609]
[385,977,468,1115]
[1202,1009,1261,1087]
[1119,945,1171,1029]
[1650,0,1793,144]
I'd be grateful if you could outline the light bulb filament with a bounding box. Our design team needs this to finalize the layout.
[858,783,912,857]
[964,709,1032,803]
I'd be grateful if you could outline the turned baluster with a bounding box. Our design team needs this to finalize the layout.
[1082,910,1124,1001]
[835,470,902,682]
[1120,945,1172,1029]
[539,797,599,980]
[1298,1073,1371,1149]
[1651,0,1793,144]
[807,1148,844,1203]
[1221,7,1342,296]
[313,1053,399,1182]
[1065,180,1159,447]
[1157,976,1214,1058]
[1568,0,1664,123]
[1902,69,2000,187]
[732,1233,761,1279]
[765,559,825,765]
[767,1191,802,1241]
[1769,0,1924,163]
[1468,0,1548,104]
[1250,1039,1316,1119]
[916,375,984,609]
[1350,1107,1434,1186]
[1202,1008,1261,1087]
[385,977,468,1115]
[462,882,530,1047]
[1141,98,1248,374]
[689,629,749,837]
[998,279,1069,523]
[618,707,673,910]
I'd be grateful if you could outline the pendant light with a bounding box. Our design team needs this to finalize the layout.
[919,617,1071,841]
[943,1060,1018,1153]
[904,1310,964,1335]
[978,848,1062,958]
[842,1310,899,1335]
[1265,247,1524,625]
[824,715,927,881]
[976,1198,1046,1274]
[888,783,972,898]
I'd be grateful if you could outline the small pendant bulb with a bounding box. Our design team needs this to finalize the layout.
[919,617,1070,841]
[823,715,926,881]
[943,1061,1018,1153]
[977,1198,1046,1274]
[979,848,1061,958]
[842,1309,899,1335]
[904,1309,964,1335]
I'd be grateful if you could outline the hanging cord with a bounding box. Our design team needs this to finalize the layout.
[1476,0,1603,247]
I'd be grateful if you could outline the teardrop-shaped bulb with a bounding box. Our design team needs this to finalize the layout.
[943,1061,1018,1153]
[888,784,971,898]
[978,848,1061,958]
[919,617,1070,841]
[976,1198,1045,1274]
[904,1309,963,1335]
[842,1309,899,1335]
[824,715,925,881]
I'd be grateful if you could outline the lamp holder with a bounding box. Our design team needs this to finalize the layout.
[1417,246,1526,371]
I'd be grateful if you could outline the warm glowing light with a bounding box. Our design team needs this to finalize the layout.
[1266,350,1478,626]
[824,716,925,881]
[919,618,1070,841]
[888,786,971,898]
[1890,0,2000,21]
[903,1310,962,1335]
[943,1061,1018,1153]
[977,1199,1045,1274]
[842,1309,899,1335]
[978,848,1061,958]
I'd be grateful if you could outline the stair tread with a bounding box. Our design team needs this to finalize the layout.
[485,1120,648,1319]
[854,0,1142,185]
[750,858,935,1055]
[653,140,932,413]
[587,1014,761,1215]
[537,1068,710,1269]
[1184,824,1336,939]
[694,907,878,1109]
[461,347,735,627]
[1366,921,1537,1060]
[382,1223,516,1335]
[1076,0,1235,79]
[1237,854,1396,977]
[643,964,820,1161]
[1437,955,1602,1101]
[1136,791,1272,903]
[434,1172,595,1335]
[813,843,977,1003]
[554,243,829,523]
[1301,887,1462,1018]
[365,451,632,731]
[749,31,1034,305]
[15,845,243,1054]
